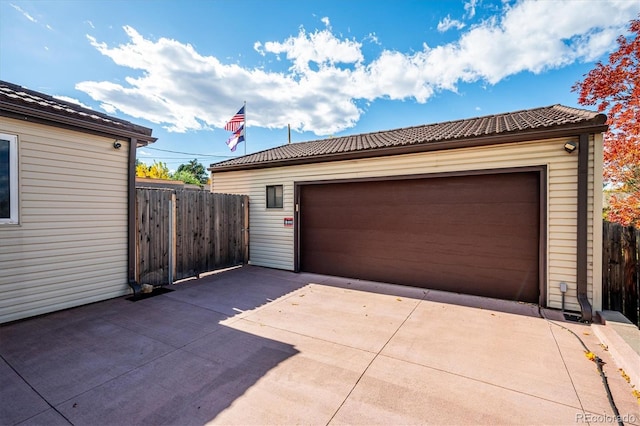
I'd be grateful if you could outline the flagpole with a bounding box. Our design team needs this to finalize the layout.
[243,100,246,156]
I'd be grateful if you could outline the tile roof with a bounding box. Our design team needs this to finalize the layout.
[0,80,155,144]
[210,104,606,171]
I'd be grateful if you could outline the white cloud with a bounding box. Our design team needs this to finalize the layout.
[11,3,55,31]
[262,27,364,73]
[321,16,330,27]
[437,16,466,32]
[464,0,479,18]
[77,0,637,135]
[10,3,37,23]
[100,103,117,114]
[53,96,93,109]
[86,20,95,29]
[450,0,637,84]
[365,32,381,45]
[253,41,265,56]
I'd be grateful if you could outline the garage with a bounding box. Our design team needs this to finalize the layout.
[210,104,608,316]
[298,170,542,303]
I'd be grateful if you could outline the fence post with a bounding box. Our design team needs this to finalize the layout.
[135,188,142,284]
[168,193,176,285]
[243,196,250,264]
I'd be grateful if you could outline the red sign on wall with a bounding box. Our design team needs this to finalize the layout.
[284,217,294,227]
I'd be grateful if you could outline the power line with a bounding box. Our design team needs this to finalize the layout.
[141,146,236,158]
[138,156,221,160]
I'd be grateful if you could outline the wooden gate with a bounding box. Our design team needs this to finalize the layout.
[136,188,248,285]
[602,221,639,327]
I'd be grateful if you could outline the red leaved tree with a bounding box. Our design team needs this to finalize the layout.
[573,17,640,227]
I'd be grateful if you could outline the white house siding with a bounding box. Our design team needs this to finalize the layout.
[0,118,130,323]
[212,136,603,312]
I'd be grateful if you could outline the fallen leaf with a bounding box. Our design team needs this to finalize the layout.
[396,298,402,302]
[620,369,631,383]
[583,332,590,336]
[584,351,596,362]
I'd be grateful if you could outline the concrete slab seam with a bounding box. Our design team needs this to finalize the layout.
[547,321,588,418]
[376,349,591,413]
[545,318,629,422]
[0,352,74,425]
[52,347,186,410]
[325,290,431,425]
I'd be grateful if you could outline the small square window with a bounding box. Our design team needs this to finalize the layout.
[0,133,18,225]
[266,185,283,209]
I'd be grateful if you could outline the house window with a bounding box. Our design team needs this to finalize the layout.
[266,185,283,209]
[0,133,18,225]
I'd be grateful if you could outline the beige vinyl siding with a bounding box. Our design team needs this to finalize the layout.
[0,118,130,323]
[212,136,603,312]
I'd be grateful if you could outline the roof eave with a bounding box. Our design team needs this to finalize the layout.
[209,122,608,173]
[0,101,157,146]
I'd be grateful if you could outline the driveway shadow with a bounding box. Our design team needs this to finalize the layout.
[0,266,306,425]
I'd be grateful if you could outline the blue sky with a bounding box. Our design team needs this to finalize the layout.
[1,0,638,172]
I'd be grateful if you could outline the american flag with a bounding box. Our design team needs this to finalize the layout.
[224,106,245,131]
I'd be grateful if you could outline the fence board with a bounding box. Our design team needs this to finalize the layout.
[137,188,248,284]
[214,194,222,267]
[136,189,172,285]
[602,221,639,328]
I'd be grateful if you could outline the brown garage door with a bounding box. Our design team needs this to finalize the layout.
[299,171,541,303]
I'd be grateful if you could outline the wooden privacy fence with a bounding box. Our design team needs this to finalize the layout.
[136,188,249,285]
[602,221,639,328]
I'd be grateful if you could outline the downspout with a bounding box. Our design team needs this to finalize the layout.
[577,133,592,322]
[127,137,141,294]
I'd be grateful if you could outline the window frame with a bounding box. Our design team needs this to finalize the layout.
[266,185,283,209]
[0,133,19,225]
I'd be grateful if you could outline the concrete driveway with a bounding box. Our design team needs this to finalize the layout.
[1,265,639,425]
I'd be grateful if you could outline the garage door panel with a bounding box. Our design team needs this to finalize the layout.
[300,172,540,303]
[306,203,537,231]
[305,227,536,259]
